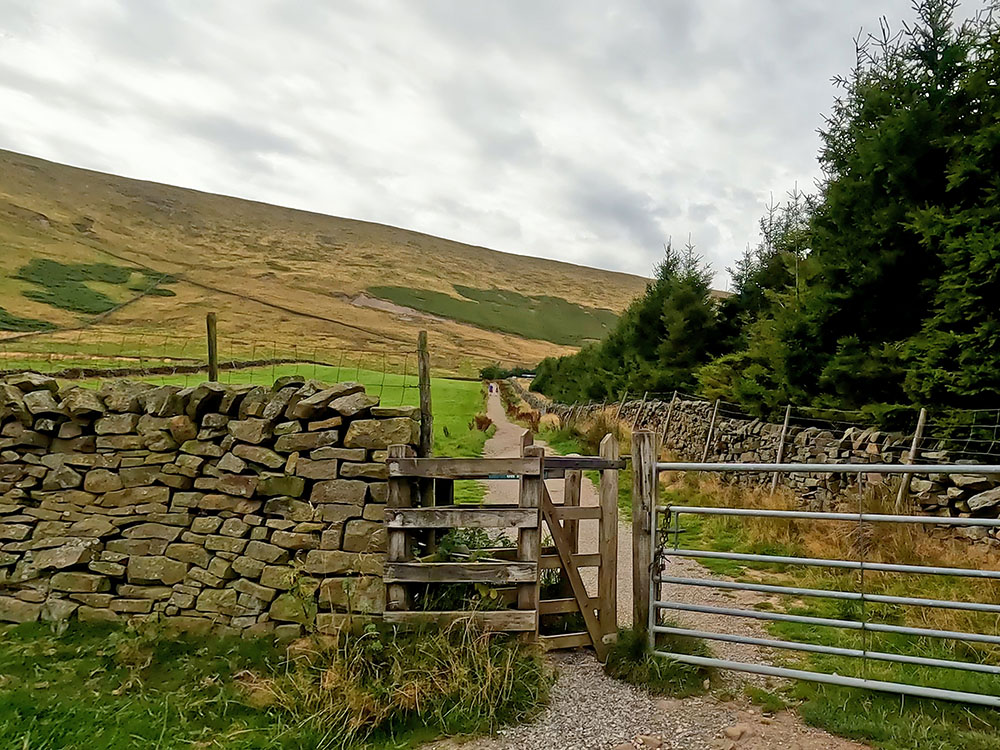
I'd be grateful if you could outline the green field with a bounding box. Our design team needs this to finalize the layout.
[368,284,618,346]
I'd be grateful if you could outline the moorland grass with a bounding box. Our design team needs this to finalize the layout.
[0,306,55,332]
[368,284,618,346]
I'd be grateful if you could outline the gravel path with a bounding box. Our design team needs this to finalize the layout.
[426,393,868,750]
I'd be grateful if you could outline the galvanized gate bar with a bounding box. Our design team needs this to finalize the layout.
[658,505,1000,527]
[661,547,1000,578]
[647,459,1000,708]
[656,575,1000,614]
[652,625,1000,675]
[650,651,1000,708]
[654,599,1000,645]
[655,461,1000,474]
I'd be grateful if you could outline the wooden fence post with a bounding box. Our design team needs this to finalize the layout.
[660,390,678,446]
[770,404,792,494]
[519,444,544,638]
[631,391,649,430]
[614,390,629,422]
[895,407,928,511]
[632,431,657,642]
[700,399,720,462]
[599,433,619,638]
[417,331,433,457]
[206,312,219,382]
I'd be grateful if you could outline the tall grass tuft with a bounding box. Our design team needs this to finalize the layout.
[604,627,713,697]
[257,620,552,749]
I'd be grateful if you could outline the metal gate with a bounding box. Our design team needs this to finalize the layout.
[648,460,1000,708]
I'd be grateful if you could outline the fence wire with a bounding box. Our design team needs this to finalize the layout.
[0,330,420,405]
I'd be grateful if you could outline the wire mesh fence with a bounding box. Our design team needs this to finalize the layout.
[520,382,1000,468]
[0,329,421,405]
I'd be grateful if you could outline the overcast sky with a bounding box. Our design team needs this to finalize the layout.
[0,0,926,286]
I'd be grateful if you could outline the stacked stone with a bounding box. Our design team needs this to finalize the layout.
[0,372,419,636]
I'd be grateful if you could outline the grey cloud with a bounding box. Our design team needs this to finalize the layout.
[176,114,305,158]
[0,0,934,288]
[565,170,673,251]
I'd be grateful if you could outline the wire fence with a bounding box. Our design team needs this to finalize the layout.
[0,330,422,405]
[518,383,1000,467]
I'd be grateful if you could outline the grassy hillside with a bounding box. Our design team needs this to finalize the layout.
[0,150,648,375]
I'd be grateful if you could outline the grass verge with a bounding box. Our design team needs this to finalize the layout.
[0,619,551,749]
[537,421,634,517]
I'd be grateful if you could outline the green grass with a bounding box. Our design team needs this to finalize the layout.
[0,622,286,749]
[13,259,175,316]
[745,685,789,714]
[0,306,55,332]
[368,284,618,346]
[0,620,550,749]
[604,627,712,697]
[537,425,633,516]
[665,479,1000,749]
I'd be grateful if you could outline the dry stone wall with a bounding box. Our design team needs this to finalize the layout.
[511,380,1000,543]
[0,372,419,635]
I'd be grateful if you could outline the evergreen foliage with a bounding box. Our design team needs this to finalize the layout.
[534,0,1000,417]
[532,241,720,404]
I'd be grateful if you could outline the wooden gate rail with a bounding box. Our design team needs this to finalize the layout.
[385,449,543,632]
[383,434,619,655]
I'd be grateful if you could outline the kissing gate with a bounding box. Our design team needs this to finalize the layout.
[383,431,623,659]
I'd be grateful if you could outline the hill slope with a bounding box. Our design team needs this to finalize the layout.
[0,149,648,374]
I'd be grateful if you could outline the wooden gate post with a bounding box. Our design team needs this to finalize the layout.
[564,470,582,555]
[599,433,619,637]
[386,444,416,612]
[632,431,658,641]
[519,444,544,638]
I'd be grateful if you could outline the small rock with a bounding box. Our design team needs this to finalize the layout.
[723,724,751,741]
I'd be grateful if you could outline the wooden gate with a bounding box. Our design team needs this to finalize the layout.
[384,433,622,660]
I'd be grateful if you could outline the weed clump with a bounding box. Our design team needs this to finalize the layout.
[263,621,552,748]
[604,627,713,697]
